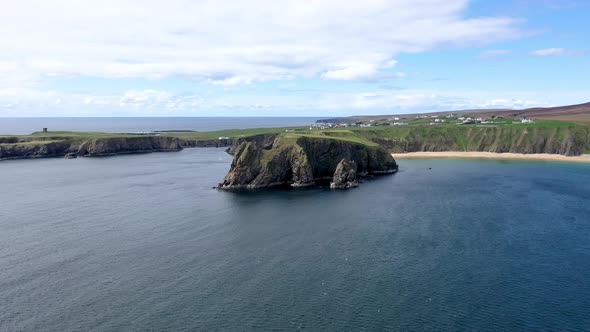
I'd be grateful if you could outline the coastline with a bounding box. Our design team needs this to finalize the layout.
[392,151,590,163]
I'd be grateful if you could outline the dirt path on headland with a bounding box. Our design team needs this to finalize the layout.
[392,152,590,163]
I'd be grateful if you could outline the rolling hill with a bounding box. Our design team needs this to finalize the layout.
[318,101,590,124]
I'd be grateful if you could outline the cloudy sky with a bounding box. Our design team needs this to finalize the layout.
[1,0,589,117]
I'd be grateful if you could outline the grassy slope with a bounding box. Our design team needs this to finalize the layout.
[322,101,590,123]
[259,130,380,164]
[159,127,290,141]
[346,122,590,154]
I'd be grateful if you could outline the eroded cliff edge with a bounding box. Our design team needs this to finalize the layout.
[218,135,398,190]
[361,126,590,156]
[0,136,187,160]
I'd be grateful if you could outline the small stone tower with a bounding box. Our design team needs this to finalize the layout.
[42,128,47,133]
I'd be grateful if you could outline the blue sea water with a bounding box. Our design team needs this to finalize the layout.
[1,149,590,331]
[0,117,321,135]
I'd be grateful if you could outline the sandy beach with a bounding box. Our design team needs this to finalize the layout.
[392,151,590,163]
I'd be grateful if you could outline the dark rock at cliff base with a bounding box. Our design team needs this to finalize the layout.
[218,135,398,190]
[0,141,74,160]
[1,136,185,161]
[330,159,359,189]
[64,153,78,159]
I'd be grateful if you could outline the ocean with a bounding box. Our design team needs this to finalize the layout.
[0,117,321,135]
[2,146,590,331]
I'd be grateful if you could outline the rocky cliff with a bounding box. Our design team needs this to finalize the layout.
[178,138,233,148]
[361,126,590,156]
[218,135,398,190]
[330,159,359,189]
[77,136,182,156]
[0,141,75,160]
[0,136,184,160]
[225,134,278,155]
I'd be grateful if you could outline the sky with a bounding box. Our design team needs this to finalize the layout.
[0,0,589,117]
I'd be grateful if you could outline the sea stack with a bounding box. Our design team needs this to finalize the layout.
[330,159,359,189]
[218,134,398,190]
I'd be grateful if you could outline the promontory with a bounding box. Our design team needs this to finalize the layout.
[218,134,398,190]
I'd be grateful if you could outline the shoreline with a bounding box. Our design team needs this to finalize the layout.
[392,151,590,163]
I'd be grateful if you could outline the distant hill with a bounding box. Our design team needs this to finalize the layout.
[317,102,590,124]
[507,102,590,122]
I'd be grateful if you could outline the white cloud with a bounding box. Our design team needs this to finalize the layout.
[5,87,582,117]
[322,64,382,81]
[312,91,548,112]
[0,0,522,87]
[118,90,204,112]
[480,49,512,58]
[531,48,566,56]
[321,60,398,81]
[315,91,442,110]
[530,48,585,56]
[0,88,204,116]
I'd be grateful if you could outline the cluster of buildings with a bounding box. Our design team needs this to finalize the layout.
[312,114,536,130]
[310,122,351,130]
[430,118,447,125]
[311,118,409,129]
[458,117,482,125]
[457,117,535,125]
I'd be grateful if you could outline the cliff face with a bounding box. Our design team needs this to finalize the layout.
[0,141,74,160]
[0,136,183,160]
[297,137,398,176]
[218,135,398,190]
[178,138,233,148]
[225,134,279,155]
[364,126,590,156]
[77,136,181,156]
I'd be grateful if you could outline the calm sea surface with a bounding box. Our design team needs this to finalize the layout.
[1,149,590,331]
[0,117,320,135]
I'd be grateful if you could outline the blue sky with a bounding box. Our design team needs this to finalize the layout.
[0,0,588,117]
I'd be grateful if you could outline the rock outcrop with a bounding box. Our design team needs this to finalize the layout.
[178,138,233,148]
[64,153,78,159]
[225,134,278,155]
[0,141,74,160]
[77,136,182,156]
[218,135,398,190]
[330,159,359,189]
[0,136,184,160]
